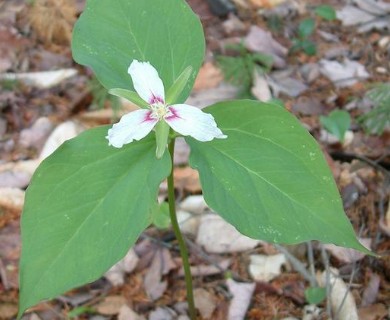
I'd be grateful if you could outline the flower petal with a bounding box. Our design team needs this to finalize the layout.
[106,109,158,148]
[128,60,165,104]
[165,104,227,142]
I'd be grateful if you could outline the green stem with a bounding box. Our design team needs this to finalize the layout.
[167,139,196,320]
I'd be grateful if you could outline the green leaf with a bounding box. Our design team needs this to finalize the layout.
[301,39,317,56]
[315,5,336,21]
[298,18,315,39]
[166,66,193,104]
[186,100,370,253]
[18,127,171,317]
[320,109,351,142]
[109,88,149,109]
[305,287,326,304]
[152,202,171,229]
[72,0,205,103]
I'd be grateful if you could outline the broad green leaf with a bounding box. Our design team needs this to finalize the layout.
[315,5,336,21]
[320,109,351,142]
[109,88,149,109]
[300,39,317,56]
[305,287,326,304]
[72,0,205,103]
[18,127,171,317]
[186,100,369,253]
[298,18,315,39]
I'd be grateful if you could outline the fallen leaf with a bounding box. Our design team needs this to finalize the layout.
[291,97,324,116]
[319,59,370,88]
[0,69,78,89]
[186,83,238,108]
[226,279,255,320]
[193,62,223,92]
[174,167,201,193]
[19,117,54,150]
[0,221,20,289]
[251,70,272,102]
[266,70,308,97]
[302,304,321,320]
[196,214,261,253]
[0,187,24,213]
[249,0,285,9]
[317,268,359,320]
[244,26,287,68]
[179,195,208,214]
[194,288,217,319]
[323,238,371,264]
[39,121,84,160]
[118,305,146,320]
[361,273,380,307]
[358,304,388,320]
[222,14,246,35]
[248,253,287,282]
[178,259,231,277]
[105,249,139,286]
[177,210,200,236]
[149,307,176,320]
[95,296,126,315]
[0,160,39,189]
[0,303,18,319]
[144,248,176,300]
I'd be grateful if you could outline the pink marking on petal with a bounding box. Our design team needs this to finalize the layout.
[149,94,165,105]
[165,106,183,121]
[143,110,156,123]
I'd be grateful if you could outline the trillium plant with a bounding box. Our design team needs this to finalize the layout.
[18,0,372,319]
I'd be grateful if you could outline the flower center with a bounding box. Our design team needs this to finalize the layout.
[150,103,170,120]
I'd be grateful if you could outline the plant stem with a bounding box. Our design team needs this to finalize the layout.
[167,139,196,320]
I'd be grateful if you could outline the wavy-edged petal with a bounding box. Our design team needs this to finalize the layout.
[106,109,158,148]
[128,60,165,104]
[165,104,227,142]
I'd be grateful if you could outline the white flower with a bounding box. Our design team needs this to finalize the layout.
[106,60,227,148]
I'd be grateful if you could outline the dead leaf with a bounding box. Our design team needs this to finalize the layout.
[249,0,285,9]
[0,160,39,189]
[118,305,146,320]
[249,254,287,282]
[186,83,238,108]
[179,195,208,214]
[319,59,370,88]
[358,304,388,320]
[194,288,217,319]
[19,117,54,150]
[251,70,272,102]
[222,14,246,35]
[39,121,84,160]
[291,97,324,116]
[174,167,201,193]
[0,221,21,289]
[226,279,255,320]
[0,69,78,89]
[105,249,139,286]
[302,305,321,320]
[193,63,223,92]
[361,273,380,307]
[95,296,126,315]
[178,259,231,277]
[244,26,287,69]
[266,70,307,97]
[149,307,176,320]
[0,303,18,319]
[0,187,24,213]
[196,214,261,253]
[317,268,359,320]
[144,248,176,300]
[177,210,200,236]
[323,238,371,264]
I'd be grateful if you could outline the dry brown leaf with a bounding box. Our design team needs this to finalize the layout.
[361,273,380,307]
[323,238,371,264]
[0,303,18,319]
[0,188,24,213]
[358,304,388,320]
[193,62,223,92]
[118,305,146,320]
[194,288,217,319]
[105,249,139,286]
[249,0,285,9]
[226,279,255,320]
[0,221,20,289]
[174,166,201,193]
[95,296,127,315]
[178,259,231,277]
[248,254,287,282]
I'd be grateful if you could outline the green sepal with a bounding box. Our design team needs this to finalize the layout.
[109,88,149,109]
[155,121,170,159]
[166,66,193,104]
